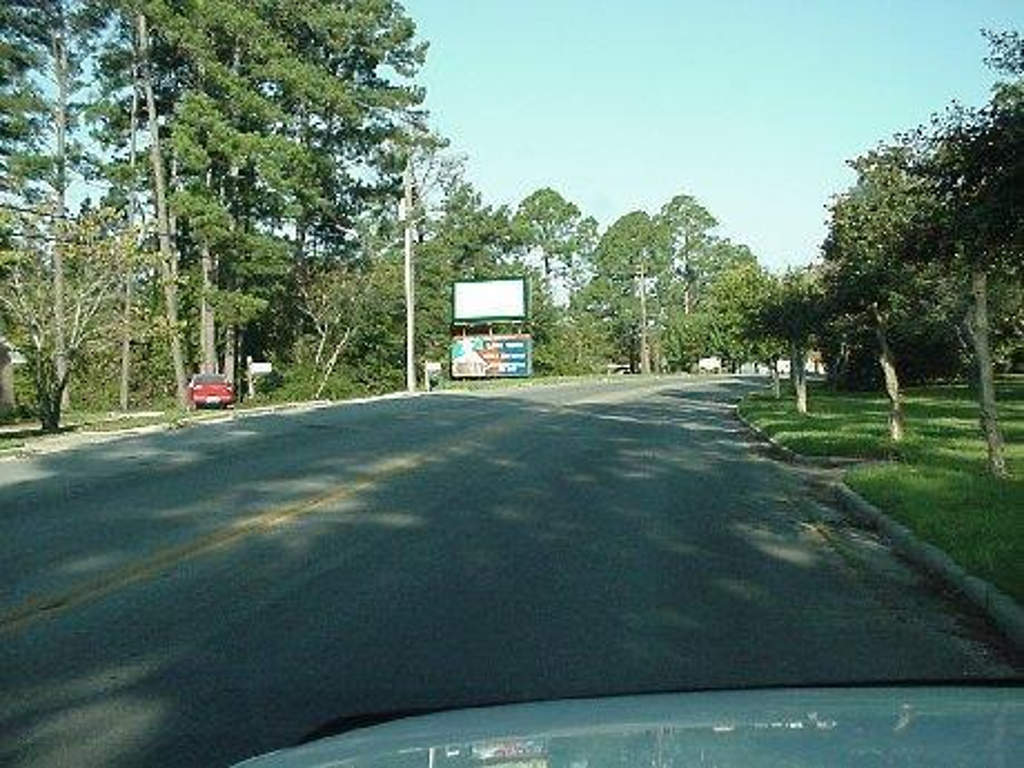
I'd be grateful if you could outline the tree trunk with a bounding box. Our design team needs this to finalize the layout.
[790,341,808,415]
[770,359,781,399]
[200,242,217,373]
[223,325,237,385]
[51,21,70,412]
[137,12,189,409]
[0,341,14,412]
[118,264,134,412]
[871,305,905,442]
[34,361,64,433]
[968,268,1008,478]
[120,44,142,413]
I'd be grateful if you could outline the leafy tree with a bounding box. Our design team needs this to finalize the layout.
[655,194,717,314]
[822,147,947,441]
[588,210,669,372]
[0,1,109,408]
[0,209,135,430]
[515,187,597,299]
[901,32,1023,477]
[703,260,779,369]
[760,269,823,414]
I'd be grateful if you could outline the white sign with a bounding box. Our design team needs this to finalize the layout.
[698,356,722,374]
[453,279,526,323]
[249,361,273,375]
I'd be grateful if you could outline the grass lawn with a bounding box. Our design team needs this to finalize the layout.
[739,380,1023,602]
[0,436,25,453]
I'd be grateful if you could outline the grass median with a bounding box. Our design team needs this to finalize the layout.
[739,379,1023,602]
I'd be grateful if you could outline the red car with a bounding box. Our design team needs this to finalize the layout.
[188,373,235,409]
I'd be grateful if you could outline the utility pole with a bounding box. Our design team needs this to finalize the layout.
[638,258,650,374]
[403,156,416,393]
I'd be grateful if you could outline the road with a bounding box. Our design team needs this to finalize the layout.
[0,377,1017,766]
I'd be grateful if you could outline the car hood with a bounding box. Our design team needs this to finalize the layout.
[234,686,1022,767]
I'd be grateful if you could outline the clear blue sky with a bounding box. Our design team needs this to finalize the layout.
[402,0,1023,270]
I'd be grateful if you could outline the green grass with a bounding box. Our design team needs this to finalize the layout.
[740,380,1024,602]
[0,436,25,453]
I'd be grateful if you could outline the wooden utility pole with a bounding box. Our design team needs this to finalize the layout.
[403,156,416,393]
[639,259,651,374]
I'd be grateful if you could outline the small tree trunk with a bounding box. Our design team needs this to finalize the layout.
[34,362,63,433]
[223,325,237,385]
[791,341,808,415]
[200,242,217,373]
[137,12,189,410]
[118,274,133,412]
[770,359,781,399]
[968,268,1008,478]
[120,50,142,413]
[871,305,905,442]
[0,342,14,412]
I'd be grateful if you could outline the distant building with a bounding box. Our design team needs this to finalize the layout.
[698,356,722,374]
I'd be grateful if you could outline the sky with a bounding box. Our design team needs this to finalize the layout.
[402,0,1024,270]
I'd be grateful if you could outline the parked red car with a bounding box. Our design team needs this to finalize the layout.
[188,373,235,409]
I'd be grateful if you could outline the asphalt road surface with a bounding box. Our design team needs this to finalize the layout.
[1,377,1018,766]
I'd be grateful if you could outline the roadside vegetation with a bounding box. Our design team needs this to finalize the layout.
[741,380,1023,601]
[0,0,766,434]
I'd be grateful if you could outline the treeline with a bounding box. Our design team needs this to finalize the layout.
[0,0,766,431]
[817,30,1023,478]
[1,4,1019,483]
[703,31,1022,479]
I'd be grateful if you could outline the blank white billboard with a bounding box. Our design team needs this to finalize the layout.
[453,278,527,323]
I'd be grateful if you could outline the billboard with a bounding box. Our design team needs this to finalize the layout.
[451,335,532,378]
[452,278,527,323]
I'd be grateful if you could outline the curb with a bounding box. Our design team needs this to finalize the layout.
[733,401,1023,652]
[733,406,862,469]
[832,483,1024,652]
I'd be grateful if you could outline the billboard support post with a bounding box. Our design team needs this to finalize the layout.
[403,157,416,393]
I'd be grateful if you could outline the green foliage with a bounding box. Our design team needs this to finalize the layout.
[514,187,597,295]
[758,268,823,352]
[5,2,773,404]
[0,208,134,429]
[820,146,967,389]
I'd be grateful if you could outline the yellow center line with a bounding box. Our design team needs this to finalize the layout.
[2,414,525,634]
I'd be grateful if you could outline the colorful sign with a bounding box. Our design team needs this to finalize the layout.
[452,278,527,323]
[451,334,532,378]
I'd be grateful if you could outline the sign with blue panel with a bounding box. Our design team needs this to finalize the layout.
[451,334,533,379]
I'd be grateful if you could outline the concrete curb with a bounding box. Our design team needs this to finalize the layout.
[733,406,863,469]
[832,483,1024,652]
[733,402,1023,652]
[0,391,425,462]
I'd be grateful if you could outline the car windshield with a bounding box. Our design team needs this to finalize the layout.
[193,374,228,385]
[0,3,1021,767]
